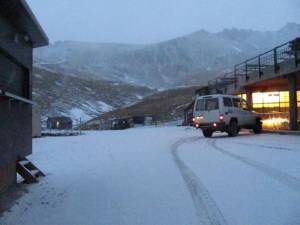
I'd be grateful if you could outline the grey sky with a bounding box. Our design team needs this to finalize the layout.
[27,0,300,44]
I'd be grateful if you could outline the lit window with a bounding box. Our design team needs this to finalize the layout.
[280,92,289,102]
[253,93,263,106]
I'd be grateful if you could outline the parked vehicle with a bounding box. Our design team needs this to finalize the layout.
[111,119,131,130]
[193,94,262,137]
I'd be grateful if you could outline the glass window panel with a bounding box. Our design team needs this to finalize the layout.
[196,99,205,111]
[263,92,280,103]
[280,91,289,102]
[205,98,219,110]
[253,93,263,104]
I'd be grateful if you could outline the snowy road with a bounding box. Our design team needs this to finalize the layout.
[1,127,300,225]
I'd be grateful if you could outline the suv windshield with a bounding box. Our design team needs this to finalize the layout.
[196,98,219,111]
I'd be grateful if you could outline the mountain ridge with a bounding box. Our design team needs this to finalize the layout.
[35,23,300,89]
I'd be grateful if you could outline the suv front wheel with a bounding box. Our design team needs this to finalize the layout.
[227,120,239,137]
[202,129,213,138]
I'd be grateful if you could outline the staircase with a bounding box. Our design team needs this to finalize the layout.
[16,158,45,183]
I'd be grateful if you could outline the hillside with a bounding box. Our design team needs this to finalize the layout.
[33,67,155,121]
[34,23,300,89]
[85,86,199,127]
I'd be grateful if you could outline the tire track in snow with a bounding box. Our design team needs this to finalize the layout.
[235,142,298,152]
[209,140,300,194]
[171,137,228,225]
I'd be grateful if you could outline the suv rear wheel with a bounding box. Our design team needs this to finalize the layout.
[202,129,213,138]
[253,119,262,134]
[227,120,238,137]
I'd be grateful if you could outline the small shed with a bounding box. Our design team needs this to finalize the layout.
[132,115,154,126]
[111,118,132,130]
[47,117,73,130]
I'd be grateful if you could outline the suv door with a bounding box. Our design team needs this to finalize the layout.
[222,97,234,124]
[232,98,246,125]
[241,99,256,125]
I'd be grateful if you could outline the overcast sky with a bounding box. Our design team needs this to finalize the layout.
[27,0,300,44]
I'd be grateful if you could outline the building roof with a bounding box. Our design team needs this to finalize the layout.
[0,0,48,48]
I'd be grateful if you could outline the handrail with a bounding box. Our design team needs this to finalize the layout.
[207,37,300,90]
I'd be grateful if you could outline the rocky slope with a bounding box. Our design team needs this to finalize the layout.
[33,67,155,121]
[85,86,199,127]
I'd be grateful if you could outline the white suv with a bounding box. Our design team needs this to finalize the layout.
[193,94,262,137]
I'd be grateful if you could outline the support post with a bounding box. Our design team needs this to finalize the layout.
[258,55,262,77]
[234,66,238,90]
[245,62,249,81]
[246,90,253,110]
[274,48,280,73]
[288,74,298,130]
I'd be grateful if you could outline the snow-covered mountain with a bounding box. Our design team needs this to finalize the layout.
[34,23,300,89]
[33,23,300,120]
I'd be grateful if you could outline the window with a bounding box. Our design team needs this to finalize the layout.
[252,91,291,109]
[195,99,205,111]
[241,100,249,110]
[237,94,247,101]
[196,98,219,111]
[223,97,233,107]
[0,52,29,98]
[205,98,219,110]
[232,98,241,108]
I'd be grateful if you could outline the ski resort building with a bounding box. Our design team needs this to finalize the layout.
[196,38,300,131]
[0,1,48,193]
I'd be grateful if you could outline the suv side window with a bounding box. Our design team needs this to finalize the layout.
[241,100,249,111]
[232,98,241,108]
[223,97,233,107]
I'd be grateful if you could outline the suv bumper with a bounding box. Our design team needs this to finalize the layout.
[195,122,226,132]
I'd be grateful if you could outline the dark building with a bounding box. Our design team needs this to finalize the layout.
[47,117,73,130]
[196,38,300,131]
[0,1,48,193]
[132,115,154,126]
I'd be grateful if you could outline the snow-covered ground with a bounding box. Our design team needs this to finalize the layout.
[1,127,300,225]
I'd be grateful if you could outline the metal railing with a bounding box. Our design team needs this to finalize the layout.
[207,38,300,90]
